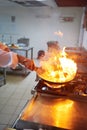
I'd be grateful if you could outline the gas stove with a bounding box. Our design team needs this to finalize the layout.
[13,72,87,130]
[13,49,87,130]
[33,72,87,98]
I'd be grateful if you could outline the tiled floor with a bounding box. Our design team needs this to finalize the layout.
[0,70,37,130]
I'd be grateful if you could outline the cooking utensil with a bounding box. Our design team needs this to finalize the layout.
[36,67,76,84]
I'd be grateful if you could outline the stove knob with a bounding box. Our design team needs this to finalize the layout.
[42,87,47,90]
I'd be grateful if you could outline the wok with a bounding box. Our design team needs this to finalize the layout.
[36,67,76,84]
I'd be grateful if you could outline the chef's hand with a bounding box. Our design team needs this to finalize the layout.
[17,54,39,71]
[23,59,38,71]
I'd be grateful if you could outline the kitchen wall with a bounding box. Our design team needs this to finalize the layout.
[81,7,87,49]
[83,29,87,49]
[0,6,83,58]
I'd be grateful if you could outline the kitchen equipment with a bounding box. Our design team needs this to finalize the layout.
[13,49,87,130]
[35,46,77,85]
[36,67,76,85]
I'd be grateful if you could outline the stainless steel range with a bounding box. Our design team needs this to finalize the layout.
[13,48,87,130]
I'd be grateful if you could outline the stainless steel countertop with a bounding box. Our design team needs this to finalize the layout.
[20,93,87,130]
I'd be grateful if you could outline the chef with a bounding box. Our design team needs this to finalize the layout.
[0,42,36,71]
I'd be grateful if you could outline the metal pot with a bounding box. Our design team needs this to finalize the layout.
[36,67,76,84]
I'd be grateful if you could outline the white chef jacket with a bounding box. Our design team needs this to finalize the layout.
[0,49,18,69]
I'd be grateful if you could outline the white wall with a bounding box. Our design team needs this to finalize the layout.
[80,8,87,49]
[0,6,83,58]
[82,29,87,49]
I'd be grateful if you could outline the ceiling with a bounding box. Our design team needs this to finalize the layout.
[0,0,56,7]
[0,0,86,7]
[8,0,47,7]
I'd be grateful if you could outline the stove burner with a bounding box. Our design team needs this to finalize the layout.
[34,73,87,97]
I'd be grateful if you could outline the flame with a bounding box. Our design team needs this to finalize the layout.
[38,47,77,83]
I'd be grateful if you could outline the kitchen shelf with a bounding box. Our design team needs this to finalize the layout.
[0,67,6,86]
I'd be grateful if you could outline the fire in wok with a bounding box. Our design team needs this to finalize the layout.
[37,47,77,83]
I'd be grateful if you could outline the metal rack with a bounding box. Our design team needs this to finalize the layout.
[0,67,6,86]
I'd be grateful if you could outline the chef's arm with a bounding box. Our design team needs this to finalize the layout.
[17,54,37,71]
[0,43,37,71]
